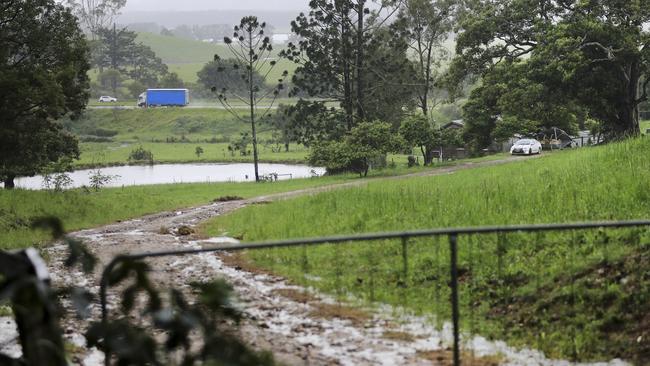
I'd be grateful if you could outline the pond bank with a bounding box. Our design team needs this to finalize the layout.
[7,163,325,190]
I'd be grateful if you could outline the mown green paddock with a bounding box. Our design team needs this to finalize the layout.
[202,137,650,363]
[63,107,310,166]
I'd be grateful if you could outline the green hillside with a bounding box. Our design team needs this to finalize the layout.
[136,32,222,64]
[67,108,252,140]
[204,137,650,363]
[136,32,297,83]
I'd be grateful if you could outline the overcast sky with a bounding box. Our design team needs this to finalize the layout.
[123,0,309,12]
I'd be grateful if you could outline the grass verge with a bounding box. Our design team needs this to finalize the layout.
[201,137,650,362]
[0,175,359,251]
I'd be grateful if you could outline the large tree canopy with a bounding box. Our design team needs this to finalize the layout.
[283,0,415,135]
[0,0,89,188]
[92,26,168,88]
[450,0,650,145]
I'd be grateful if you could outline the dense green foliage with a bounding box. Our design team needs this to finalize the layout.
[284,0,416,132]
[399,115,438,165]
[0,0,89,189]
[450,0,650,145]
[91,26,169,95]
[204,138,650,362]
[308,121,400,176]
[197,59,265,95]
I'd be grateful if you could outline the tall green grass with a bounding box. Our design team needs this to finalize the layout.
[202,138,650,362]
[208,138,650,237]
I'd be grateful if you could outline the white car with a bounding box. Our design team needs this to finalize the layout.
[510,139,542,155]
[98,96,117,102]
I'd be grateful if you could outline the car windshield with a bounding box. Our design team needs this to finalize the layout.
[516,140,533,145]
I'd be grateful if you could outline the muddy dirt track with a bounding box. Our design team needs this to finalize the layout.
[2,155,629,365]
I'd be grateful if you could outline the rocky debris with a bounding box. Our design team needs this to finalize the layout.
[176,225,194,236]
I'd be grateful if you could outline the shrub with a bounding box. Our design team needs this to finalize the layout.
[308,121,399,177]
[128,146,154,164]
[88,169,119,191]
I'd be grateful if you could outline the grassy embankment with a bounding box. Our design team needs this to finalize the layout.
[202,137,650,363]
[65,108,311,167]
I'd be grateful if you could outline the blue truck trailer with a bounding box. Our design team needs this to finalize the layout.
[138,89,189,107]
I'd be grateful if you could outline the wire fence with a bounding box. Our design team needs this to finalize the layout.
[100,220,650,365]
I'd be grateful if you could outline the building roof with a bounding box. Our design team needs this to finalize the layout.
[442,120,465,129]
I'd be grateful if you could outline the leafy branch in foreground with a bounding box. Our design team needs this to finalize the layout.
[89,260,275,365]
[1,217,273,365]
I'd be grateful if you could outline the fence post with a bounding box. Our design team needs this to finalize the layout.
[449,233,461,366]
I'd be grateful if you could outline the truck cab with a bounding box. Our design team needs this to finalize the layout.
[137,92,146,107]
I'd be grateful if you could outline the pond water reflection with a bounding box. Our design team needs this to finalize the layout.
[8,163,325,190]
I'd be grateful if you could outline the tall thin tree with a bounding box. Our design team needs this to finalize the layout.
[211,16,287,182]
[396,0,454,118]
[65,0,126,38]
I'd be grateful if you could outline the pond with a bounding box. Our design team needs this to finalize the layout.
[7,163,326,190]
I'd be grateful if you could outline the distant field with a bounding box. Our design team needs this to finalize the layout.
[64,108,310,166]
[167,63,205,83]
[78,142,309,167]
[136,32,298,84]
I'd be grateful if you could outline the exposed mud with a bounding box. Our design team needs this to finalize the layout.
[2,156,630,365]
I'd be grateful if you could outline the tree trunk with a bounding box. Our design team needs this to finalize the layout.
[619,61,641,138]
[248,33,260,182]
[618,101,640,138]
[424,147,434,165]
[420,42,433,117]
[355,0,366,121]
[3,175,15,189]
[341,5,354,130]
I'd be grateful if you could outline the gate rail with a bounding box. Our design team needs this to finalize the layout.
[99,220,650,365]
